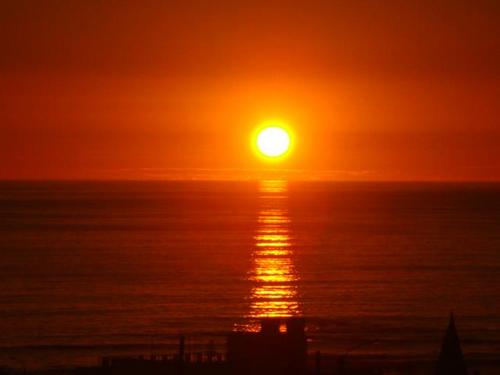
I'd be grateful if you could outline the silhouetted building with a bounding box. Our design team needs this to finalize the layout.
[227,317,307,375]
[434,312,468,375]
[99,318,307,375]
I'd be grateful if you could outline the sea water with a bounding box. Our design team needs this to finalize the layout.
[0,181,499,368]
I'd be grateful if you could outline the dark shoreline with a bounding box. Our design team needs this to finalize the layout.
[2,352,500,374]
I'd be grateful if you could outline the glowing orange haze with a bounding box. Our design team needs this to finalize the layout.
[1,1,499,180]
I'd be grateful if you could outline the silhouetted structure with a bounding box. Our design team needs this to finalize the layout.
[227,317,307,375]
[99,318,307,375]
[71,314,483,375]
[434,312,468,375]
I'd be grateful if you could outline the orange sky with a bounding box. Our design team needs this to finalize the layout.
[1,1,499,180]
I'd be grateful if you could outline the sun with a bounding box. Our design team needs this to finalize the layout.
[255,126,292,159]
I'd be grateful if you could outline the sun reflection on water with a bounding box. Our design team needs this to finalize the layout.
[238,180,301,329]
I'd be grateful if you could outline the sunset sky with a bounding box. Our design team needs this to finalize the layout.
[1,1,499,180]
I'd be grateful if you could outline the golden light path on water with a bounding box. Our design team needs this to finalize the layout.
[237,180,301,331]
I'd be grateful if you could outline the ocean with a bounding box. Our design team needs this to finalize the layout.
[0,180,499,369]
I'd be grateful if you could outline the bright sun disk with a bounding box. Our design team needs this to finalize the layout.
[256,126,291,158]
